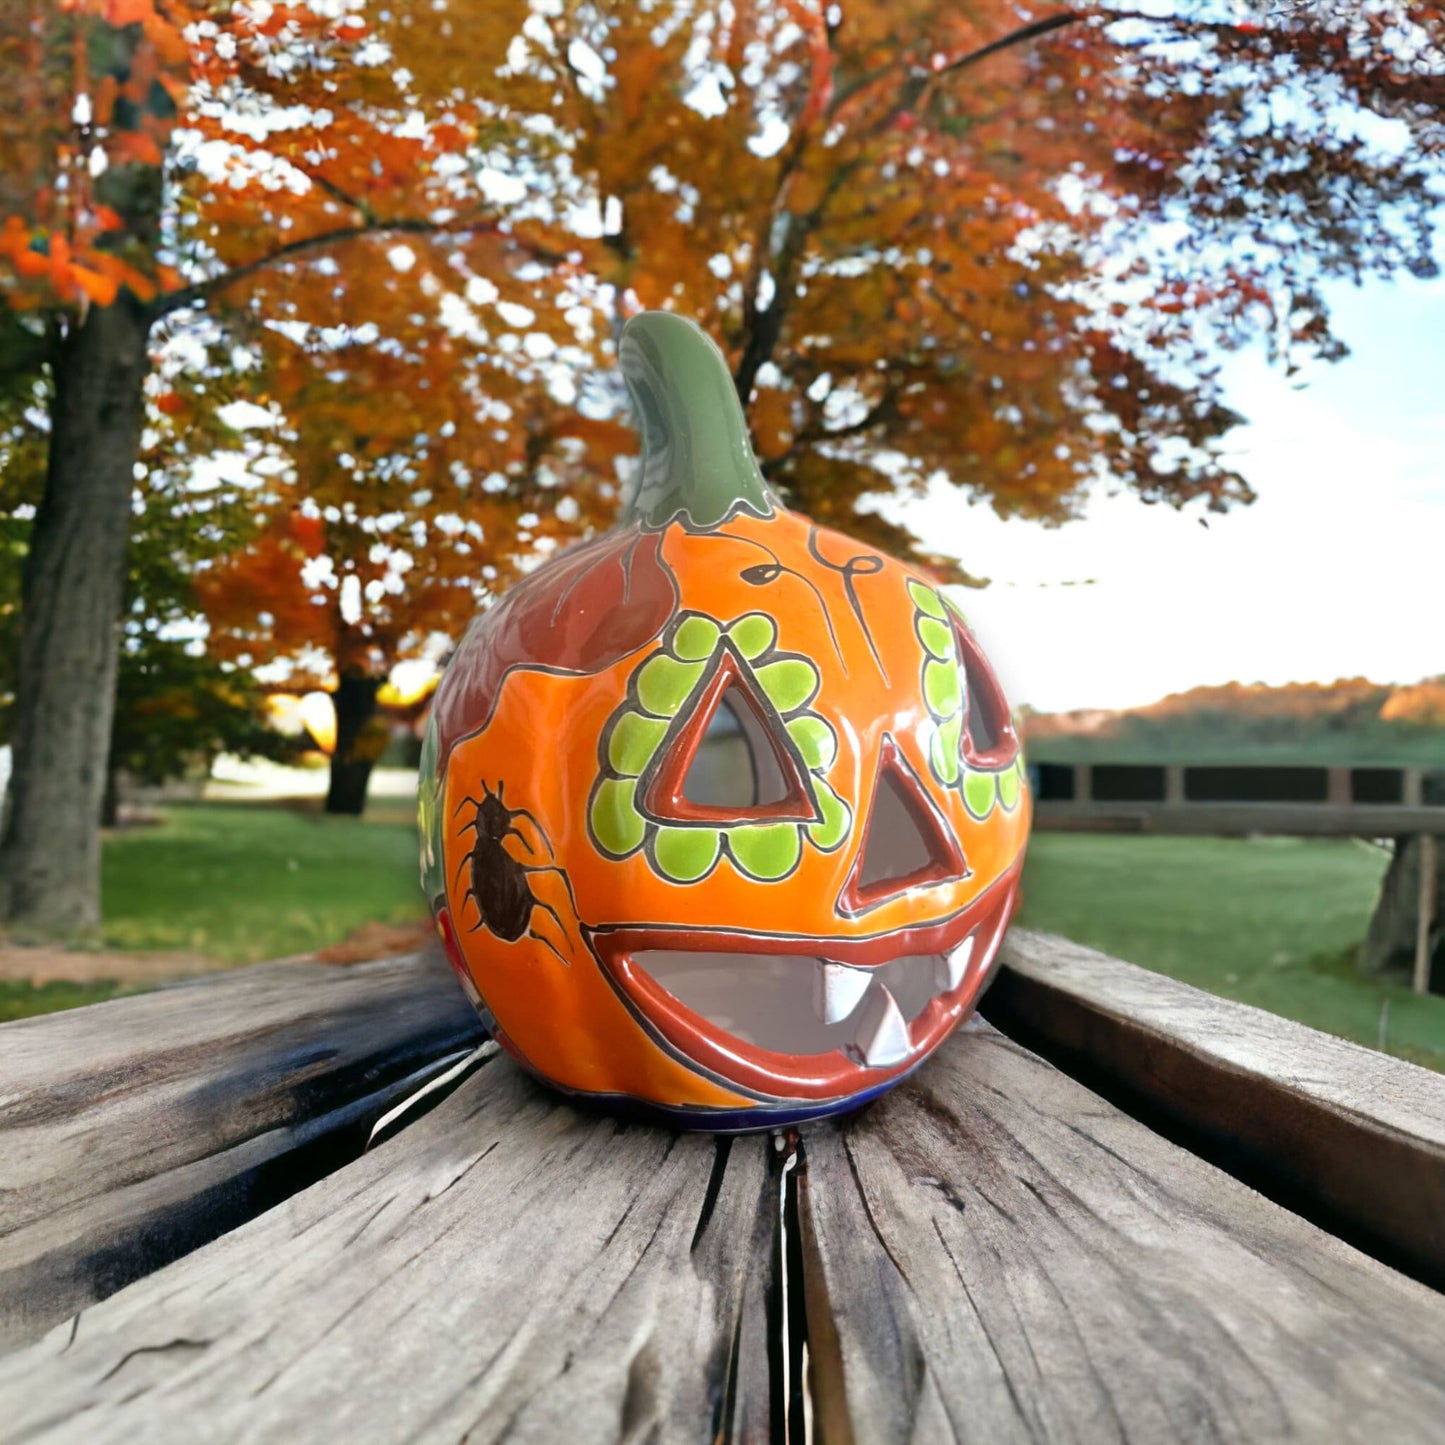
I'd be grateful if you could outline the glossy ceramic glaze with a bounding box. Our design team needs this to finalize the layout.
[420,312,1030,1129]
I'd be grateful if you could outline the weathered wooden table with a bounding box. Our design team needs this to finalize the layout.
[2,931,1443,1442]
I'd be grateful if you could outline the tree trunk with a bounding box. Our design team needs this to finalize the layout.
[100,767,120,830]
[0,298,152,936]
[324,673,383,817]
[1361,835,1445,993]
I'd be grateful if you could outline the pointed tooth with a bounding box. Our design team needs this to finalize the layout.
[935,932,976,993]
[854,985,913,1068]
[814,960,872,1023]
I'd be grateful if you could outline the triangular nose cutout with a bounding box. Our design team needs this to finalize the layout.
[641,645,819,825]
[839,736,968,915]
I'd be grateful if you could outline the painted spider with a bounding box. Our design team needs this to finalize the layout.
[452,780,579,966]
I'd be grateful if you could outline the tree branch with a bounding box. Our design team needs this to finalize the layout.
[151,215,569,320]
[796,384,899,447]
[733,9,1084,402]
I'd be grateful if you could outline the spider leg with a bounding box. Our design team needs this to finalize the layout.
[528,924,570,967]
[519,862,580,918]
[503,823,539,858]
[527,897,573,967]
[453,850,474,893]
[508,808,556,857]
[452,795,483,819]
[458,887,488,932]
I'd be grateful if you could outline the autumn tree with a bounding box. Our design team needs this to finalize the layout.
[2,0,1441,933]
[0,0,607,928]
[191,265,625,812]
[1,301,291,819]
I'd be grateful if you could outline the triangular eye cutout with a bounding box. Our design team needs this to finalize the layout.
[839,736,967,916]
[953,619,1020,770]
[641,645,820,825]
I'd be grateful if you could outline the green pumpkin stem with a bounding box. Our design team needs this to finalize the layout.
[617,312,775,531]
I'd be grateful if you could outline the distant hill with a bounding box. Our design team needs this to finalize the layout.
[1022,679,1445,767]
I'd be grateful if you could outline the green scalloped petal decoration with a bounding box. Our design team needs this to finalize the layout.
[962,769,998,821]
[727,613,776,661]
[942,594,970,629]
[923,656,962,719]
[636,654,706,718]
[671,614,721,662]
[591,778,646,856]
[907,579,946,619]
[729,821,802,880]
[808,778,852,852]
[930,713,963,787]
[755,658,818,714]
[607,711,669,777]
[917,615,954,660]
[786,714,836,772]
[654,825,721,882]
[998,763,1022,811]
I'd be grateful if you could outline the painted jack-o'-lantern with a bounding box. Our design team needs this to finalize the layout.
[420,312,1029,1129]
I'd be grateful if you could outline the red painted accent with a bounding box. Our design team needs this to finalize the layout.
[591,862,1022,1102]
[954,620,1020,771]
[435,906,468,984]
[432,527,678,764]
[641,646,818,825]
[837,735,968,916]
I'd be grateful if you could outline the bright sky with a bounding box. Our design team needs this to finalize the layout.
[902,256,1445,714]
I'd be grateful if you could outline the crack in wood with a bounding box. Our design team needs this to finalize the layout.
[97,1337,210,1384]
[690,1135,734,1254]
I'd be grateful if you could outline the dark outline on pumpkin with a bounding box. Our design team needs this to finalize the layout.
[637,492,776,536]
[835,734,973,919]
[805,526,890,684]
[717,528,849,675]
[588,611,849,884]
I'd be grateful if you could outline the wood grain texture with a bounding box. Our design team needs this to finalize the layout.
[985,929,1445,1285]
[0,1055,775,1445]
[799,1018,1445,1445]
[0,950,482,1350]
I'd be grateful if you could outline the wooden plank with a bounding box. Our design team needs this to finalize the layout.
[1405,768,1424,807]
[1163,763,1185,805]
[983,930,1445,1286]
[1033,800,1445,837]
[799,1019,1445,1444]
[1327,766,1352,806]
[0,1055,776,1444]
[0,950,482,1350]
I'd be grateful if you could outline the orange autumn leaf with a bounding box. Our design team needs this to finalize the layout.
[12,248,50,280]
[70,264,120,306]
[111,131,164,167]
[288,509,326,557]
[104,0,154,25]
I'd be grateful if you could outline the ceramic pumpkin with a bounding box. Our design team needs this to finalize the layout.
[419,312,1029,1129]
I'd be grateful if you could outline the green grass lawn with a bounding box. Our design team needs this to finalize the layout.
[0,980,139,1023]
[1018,833,1445,1074]
[8,806,1444,1079]
[99,801,427,963]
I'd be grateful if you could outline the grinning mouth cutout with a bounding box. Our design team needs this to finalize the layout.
[591,864,1021,1103]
